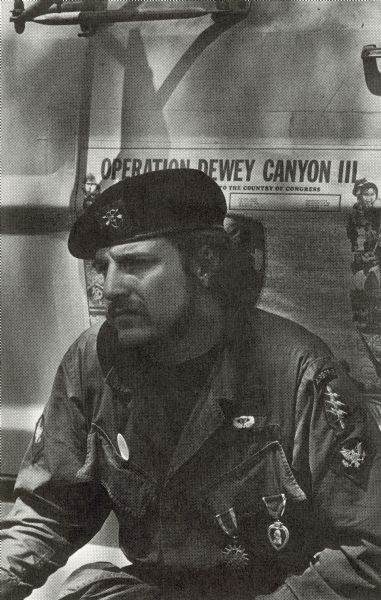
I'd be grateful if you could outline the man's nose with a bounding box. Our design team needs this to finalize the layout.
[102,264,134,300]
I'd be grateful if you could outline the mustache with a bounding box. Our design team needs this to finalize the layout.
[106,299,148,320]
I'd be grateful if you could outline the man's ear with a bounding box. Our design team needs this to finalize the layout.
[190,244,220,288]
[189,259,211,288]
[195,266,211,288]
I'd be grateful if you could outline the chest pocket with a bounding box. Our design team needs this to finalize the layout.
[202,440,306,514]
[81,423,157,519]
[200,440,307,559]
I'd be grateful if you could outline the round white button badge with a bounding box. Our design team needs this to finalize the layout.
[233,415,255,429]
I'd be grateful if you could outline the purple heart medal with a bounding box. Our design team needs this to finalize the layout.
[262,493,290,551]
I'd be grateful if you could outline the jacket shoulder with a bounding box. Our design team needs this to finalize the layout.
[67,323,103,354]
[60,323,104,379]
[250,309,332,362]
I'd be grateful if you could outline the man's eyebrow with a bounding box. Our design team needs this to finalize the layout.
[110,249,157,260]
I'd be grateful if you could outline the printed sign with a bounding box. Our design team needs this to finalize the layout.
[77,146,381,390]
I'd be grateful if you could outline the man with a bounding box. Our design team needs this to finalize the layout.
[347,180,380,252]
[365,244,381,329]
[1,169,381,600]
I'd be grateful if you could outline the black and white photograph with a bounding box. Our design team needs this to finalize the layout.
[2,1,381,599]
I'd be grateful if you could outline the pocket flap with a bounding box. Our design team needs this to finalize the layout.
[202,441,306,516]
[79,424,156,519]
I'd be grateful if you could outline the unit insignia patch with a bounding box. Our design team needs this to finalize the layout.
[331,437,373,488]
[314,367,337,387]
[340,441,366,469]
[324,385,348,431]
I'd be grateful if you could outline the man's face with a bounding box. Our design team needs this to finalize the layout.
[94,238,190,347]
[361,188,377,207]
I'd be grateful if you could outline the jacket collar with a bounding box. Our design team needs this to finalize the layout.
[97,311,270,480]
[167,347,236,477]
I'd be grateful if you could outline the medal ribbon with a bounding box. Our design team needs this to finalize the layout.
[215,507,250,568]
[262,493,286,519]
[215,507,238,538]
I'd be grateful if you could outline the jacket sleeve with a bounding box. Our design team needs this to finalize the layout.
[259,359,381,600]
[0,335,111,600]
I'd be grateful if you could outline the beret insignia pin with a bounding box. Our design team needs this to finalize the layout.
[102,208,124,229]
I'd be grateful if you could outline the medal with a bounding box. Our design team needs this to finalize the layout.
[215,507,249,569]
[262,494,290,551]
[222,540,250,569]
[267,520,290,551]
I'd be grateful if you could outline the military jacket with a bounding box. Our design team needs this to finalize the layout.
[1,310,381,599]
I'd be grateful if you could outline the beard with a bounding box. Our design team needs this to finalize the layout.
[106,277,196,349]
[149,277,197,347]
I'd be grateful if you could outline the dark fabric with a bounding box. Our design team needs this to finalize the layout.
[68,169,226,259]
[58,561,292,600]
[1,310,381,600]
[151,343,222,445]
[58,563,160,600]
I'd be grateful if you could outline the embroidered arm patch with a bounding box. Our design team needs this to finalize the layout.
[330,436,374,489]
[323,385,348,431]
[314,365,375,488]
[314,367,337,388]
[314,367,351,432]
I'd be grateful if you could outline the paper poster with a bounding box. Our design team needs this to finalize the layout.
[79,145,381,388]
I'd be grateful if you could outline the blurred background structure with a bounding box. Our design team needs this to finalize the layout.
[2,2,381,596]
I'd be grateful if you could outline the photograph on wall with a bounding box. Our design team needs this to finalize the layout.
[2,1,381,599]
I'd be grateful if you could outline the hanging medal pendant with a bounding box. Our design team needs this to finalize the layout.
[267,520,290,551]
[222,536,250,569]
[262,493,290,552]
[215,507,249,569]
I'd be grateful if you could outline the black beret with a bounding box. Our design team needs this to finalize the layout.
[68,169,227,259]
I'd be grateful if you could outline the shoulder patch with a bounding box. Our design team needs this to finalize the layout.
[340,440,366,469]
[331,436,373,489]
[323,385,348,431]
[314,367,337,388]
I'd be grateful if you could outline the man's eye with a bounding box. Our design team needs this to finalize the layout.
[119,258,156,273]
[120,260,147,273]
